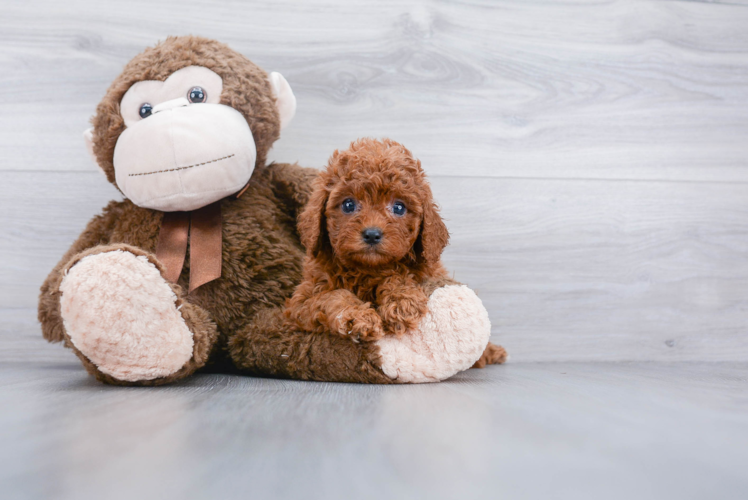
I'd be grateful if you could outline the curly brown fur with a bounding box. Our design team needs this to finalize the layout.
[285,138,450,341]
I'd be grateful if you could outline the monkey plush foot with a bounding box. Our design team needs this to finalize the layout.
[376,285,492,383]
[59,250,195,382]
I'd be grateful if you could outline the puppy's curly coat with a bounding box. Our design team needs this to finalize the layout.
[286,138,506,367]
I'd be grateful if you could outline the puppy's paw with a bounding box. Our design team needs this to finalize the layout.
[377,290,429,336]
[333,304,384,342]
[351,307,386,341]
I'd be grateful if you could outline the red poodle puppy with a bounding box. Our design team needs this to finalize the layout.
[286,138,505,366]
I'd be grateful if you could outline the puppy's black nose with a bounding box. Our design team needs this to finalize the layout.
[362,227,383,245]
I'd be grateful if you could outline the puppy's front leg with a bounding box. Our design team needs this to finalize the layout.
[376,275,429,336]
[327,290,385,341]
[287,283,384,341]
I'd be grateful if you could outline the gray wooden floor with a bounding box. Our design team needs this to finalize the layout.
[1,359,747,500]
[2,0,748,498]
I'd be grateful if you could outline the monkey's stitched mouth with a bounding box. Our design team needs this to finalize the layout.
[128,154,235,177]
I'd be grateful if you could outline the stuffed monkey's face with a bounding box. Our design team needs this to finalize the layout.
[106,66,291,212]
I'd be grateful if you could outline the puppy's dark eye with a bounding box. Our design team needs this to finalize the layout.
[139,103,153,119]
[392,201,407,216]
[188,86,207,103]
[341,198,357,214]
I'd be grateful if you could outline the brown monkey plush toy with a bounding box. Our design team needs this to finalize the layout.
[38,36,496,385]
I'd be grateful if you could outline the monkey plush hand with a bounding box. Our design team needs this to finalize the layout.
[38,36,497,385]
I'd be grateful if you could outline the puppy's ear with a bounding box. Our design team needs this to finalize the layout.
[298,180,330,257]
[415,187,450,265]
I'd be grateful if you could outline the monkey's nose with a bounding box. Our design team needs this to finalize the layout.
[362,227,383,245]
[152,97,190,114]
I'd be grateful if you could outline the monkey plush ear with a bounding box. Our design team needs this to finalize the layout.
[83,127,106,175]
[269,72,296,130]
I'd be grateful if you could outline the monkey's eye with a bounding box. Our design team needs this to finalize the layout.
[188,86,207,103]
[139,103,153,119]
[392,201,407,216]
[341,198,357,214]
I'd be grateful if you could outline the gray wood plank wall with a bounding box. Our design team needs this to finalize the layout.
[1,0,747,362]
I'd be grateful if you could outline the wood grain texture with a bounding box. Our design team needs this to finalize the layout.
[1,361,747,500]
[2,0,748,181]
[1,0,748,361]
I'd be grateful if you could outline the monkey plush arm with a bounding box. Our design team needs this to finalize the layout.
[231,278,503,384]
[38,201,122,343]
[265,162,319,220]
[229,307,395,384]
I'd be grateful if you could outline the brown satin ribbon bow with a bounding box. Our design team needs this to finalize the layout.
[155,201,223,293]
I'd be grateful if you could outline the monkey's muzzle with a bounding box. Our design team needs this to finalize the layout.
[113,99,257,212]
